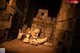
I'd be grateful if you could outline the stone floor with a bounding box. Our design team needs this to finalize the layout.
[0,39,54,53]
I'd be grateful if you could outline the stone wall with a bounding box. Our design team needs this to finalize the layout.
[0,0,16,39]
[0,0,16,29]
[31,9,56,41]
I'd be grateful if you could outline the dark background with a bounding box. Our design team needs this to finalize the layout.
[30,0,62,17]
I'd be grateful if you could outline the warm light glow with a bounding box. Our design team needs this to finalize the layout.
[66,0,79,4]
[71,1,78,4]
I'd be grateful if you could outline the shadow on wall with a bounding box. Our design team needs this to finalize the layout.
[71,3,80,53]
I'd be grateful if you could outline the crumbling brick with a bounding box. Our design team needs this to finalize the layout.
[31,9,55,41]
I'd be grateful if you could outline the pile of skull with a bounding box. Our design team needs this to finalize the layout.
[17,26,53,46]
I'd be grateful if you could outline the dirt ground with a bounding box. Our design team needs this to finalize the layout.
[0,39,54,53]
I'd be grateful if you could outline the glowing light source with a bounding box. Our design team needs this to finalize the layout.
[71,0,79,4]
[66,0,79,4]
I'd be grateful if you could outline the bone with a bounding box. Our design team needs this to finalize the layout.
[43,42,53,47]
[29,37,48,45]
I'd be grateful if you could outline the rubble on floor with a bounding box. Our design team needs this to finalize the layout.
[17,9,55,47]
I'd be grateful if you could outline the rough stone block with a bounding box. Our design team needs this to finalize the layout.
[31,23,37,28]
[43,42,53,47]
[33,18,39,21]
[45,17,51,21]
[30,9,55,41]
[0,28,5,37]
[41,16,46,20]
[44,13,48,16]
[6,5,15,15]
[38,9,48,16]
[36,15,42,19]
[3,21,11,28]
[0,11,10,21]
